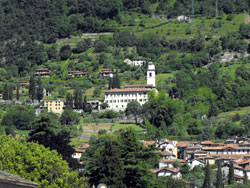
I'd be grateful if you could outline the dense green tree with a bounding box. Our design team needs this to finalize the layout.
[147,90,183,133]
[216,162,223,188]
[93,87,101,97]
[203,162,211,188]
[1,106,36,130]
[60,109,79,126]
[59,45,72,60]
[241,113,250,131]
[125,101,142,124]
[29,114,78,169]
[0,135,88,188]
[65,93,74,109]
[87,137,126,188]
[8,85,13,100]
[73,40,90,53]
[29,74,36,102]
[37,76,43,102]
[47,45,58,60]
[83,95,87,112]
[84,128,159,187]
[16,84,20,100]
[228,161,235,185]
[3,83,8,100]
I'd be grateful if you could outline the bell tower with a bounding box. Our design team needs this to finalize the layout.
[147,61,155,88]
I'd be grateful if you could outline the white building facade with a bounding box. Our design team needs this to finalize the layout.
[104,62,156,111]
[104,88,151,111]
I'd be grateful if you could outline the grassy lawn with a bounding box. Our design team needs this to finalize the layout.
[219,63,250,80]
[71,137,89,147]
[78,123,143,131]
[218,106,250,121]
[135,14,245,39]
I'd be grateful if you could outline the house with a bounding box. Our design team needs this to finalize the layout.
[159,151,177,160]
[244,166,250,180]
[158,140,178,160]
[100,68,113,77]
[150,168,181,178]
[34,68,50,78]
[16,81,29,87]
[190,158,205,169]
[87,100,101,110]
[42,100,64,114]
[221,163,244,178]
[0,170,39,188]
[124,57,148,67]
[104,62,156,111]
[177,15,190,22]
[68,71,87,78]
[159,159,186,169]
[72,145,89,160]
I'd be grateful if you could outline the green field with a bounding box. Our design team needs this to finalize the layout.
[135,14,245,39]
[218,106,250,121]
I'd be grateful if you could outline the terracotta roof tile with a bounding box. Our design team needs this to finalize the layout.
[105,88,151,93]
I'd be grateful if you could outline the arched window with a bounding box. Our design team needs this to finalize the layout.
[149,72,152,77]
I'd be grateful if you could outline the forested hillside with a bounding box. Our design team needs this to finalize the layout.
[0,0,250,140]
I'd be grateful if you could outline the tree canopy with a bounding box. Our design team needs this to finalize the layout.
[0,135,88,188]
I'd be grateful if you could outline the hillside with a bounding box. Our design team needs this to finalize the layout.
[0,0,250,143]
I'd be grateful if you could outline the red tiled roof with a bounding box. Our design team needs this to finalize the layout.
[125,84,153,88]
[202,147,225,150]
[160,159,185,163]
[201,141,214,145]
[237,160,250,165]
[235,175,244,179]
[167,168,180,173]
[144,141,156,147]
[105,88,151,93]
[244,166,250,171]
[186,146,201,149]
[177,141,190,147]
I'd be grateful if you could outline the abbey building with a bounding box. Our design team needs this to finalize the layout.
[104,62,156,111]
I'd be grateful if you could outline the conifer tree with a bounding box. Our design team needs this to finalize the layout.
[29,74,36,102]
[37,76,43,103]
[203,162,211,188]
[65,93,73,109]
[74,89,79,109]
[228,161,234,185]
[244,171,247,184]
[16,84,20,101]
[108,77,112,90]
[8,86,13,100]
[216,162,223,188]
[3,83,8,100]
[79,90,83,109]
[83,96,87,112]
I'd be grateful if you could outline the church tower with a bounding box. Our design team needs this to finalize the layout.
[147,61,155,88]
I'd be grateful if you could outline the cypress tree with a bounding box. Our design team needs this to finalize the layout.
[37,76,43,103]
[83,96,87,112]
[8,86,13,100]
[79,90,83,109]
[244,171,247,184]
[16,84,20,101]
[29,74,36,102]
[228,161,234,185]
[116,72,120,89]
[216,162,223,188]
[203,161,211,188]
[108,77,112,89]
[3,83,8,100]
[74,89,79,109]
[66,93,73,109]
